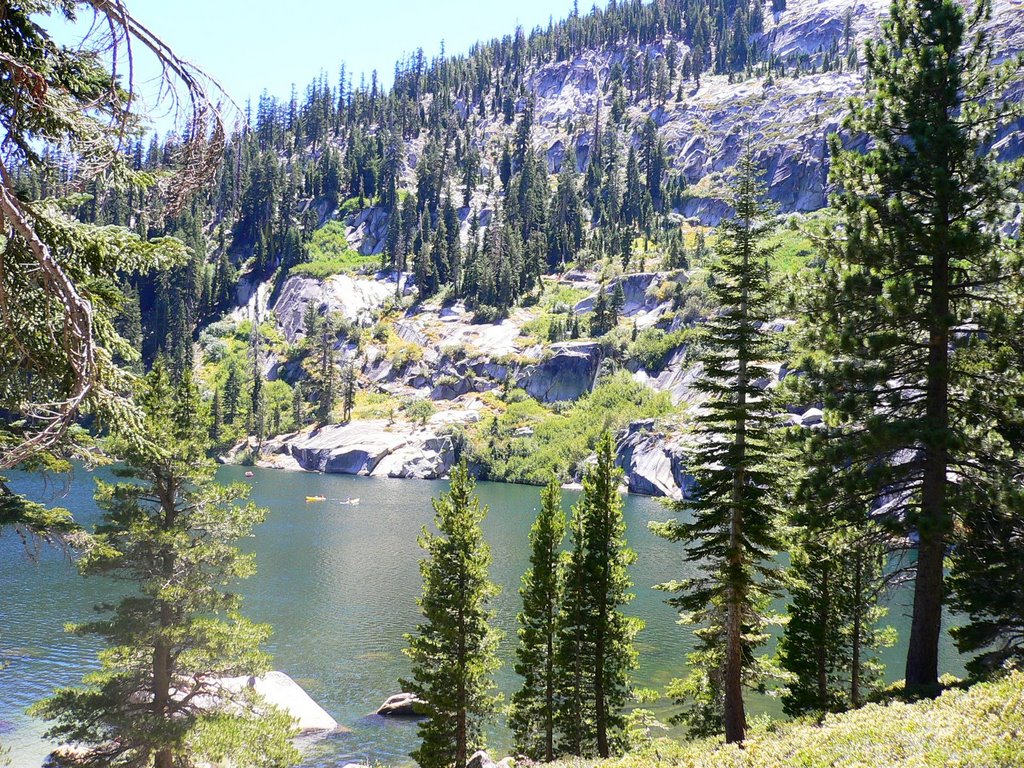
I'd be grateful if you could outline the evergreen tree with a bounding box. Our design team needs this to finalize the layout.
[779,518,894,715]
[223,358,243,425]
[555,432,641,758]
[341,363,357,423]
[510,479,566,762]
[949,487,1024,676]
[32,362,298,768]
[807,0,1024,694]
[292,380,305,429]
[210,388,223,443]
[553,499,594,757]
[403,462,502,768]
[651,148,784,744]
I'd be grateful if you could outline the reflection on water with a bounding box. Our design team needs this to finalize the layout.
[0,465,963,767]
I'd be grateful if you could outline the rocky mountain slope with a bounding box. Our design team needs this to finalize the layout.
[214,0,1024,497]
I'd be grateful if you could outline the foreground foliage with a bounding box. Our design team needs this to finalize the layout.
[403,462,502,768]
[545,670,1024,768]
[32,363,298,768]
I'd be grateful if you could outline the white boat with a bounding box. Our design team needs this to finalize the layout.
[339,497,360,506]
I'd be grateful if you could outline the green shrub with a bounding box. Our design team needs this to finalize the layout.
[289,221,377,278]
[627,328,690,371]
[546,671,1024,768]
[472,372,674,485]
[402,398,437,426]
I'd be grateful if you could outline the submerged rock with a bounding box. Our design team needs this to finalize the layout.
[376,692,427,717]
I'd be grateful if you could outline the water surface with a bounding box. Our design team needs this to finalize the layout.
[0,466,963,766]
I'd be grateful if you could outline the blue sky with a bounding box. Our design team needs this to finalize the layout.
[113,0,603,111]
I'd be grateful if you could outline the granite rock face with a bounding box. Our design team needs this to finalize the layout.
[262,421,455,480]
[518,342,603,403]
[273,273,394,343]
[615,420,695,499]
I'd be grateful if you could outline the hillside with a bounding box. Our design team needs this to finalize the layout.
[203,0,1024,491]
[550,671,1024,768]
[20,0,1023,492]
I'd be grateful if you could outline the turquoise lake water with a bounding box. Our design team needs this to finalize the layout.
[0,465,964,766]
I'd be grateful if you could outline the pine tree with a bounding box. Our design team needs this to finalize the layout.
[223,358,242,425]
[555,432,641,758]
[292,380,305,429]
[808,0,1024,694]
[949,488,1024,676]
[651,148,785,744]
[510,478,566,762]
[779,519,894,715]
[553,502,595,757]
[403,462,502,768]
[210,388,223,443]
[32,362,299,768]
[341,363,357,423]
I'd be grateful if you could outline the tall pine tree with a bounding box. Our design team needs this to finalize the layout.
[510,478,566,762]
[403,462,502,768]
[555,432,641,758]
[32,362,298,768]
[652,147,785,744]
[808,0,1024,694]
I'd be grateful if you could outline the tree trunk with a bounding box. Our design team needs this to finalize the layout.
[851,550,862,707]
[818,563,830,709]
[595,502,609,758]
[906,229,950,696]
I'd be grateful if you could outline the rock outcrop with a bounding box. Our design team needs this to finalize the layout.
[273,273,394,343]
[376,692,426,717]
[518,341,603,402]
[615,420,694,499]
[261,420,455,479]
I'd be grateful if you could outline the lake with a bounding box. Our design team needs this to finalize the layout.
[0,465,965,767]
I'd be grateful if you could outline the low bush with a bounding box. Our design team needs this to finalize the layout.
[552,671,1024,768]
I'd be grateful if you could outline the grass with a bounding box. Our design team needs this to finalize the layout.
[289,221,378,279]
[549,671,1024,768]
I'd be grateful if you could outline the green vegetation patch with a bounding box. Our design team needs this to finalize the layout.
[561,671,1024,768]
[289,221,378,279]
[471,372,675,485]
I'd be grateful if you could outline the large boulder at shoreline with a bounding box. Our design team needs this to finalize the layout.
[376,692,427,717]
[261,420,455,479]
[518,341,602,403]
[44,672,338,765]
[615,420,694,499]
[213,671,339,733]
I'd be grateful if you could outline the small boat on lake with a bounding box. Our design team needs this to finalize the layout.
[244,471,255,478]
[305,495,327,503]
[339,497,360,506]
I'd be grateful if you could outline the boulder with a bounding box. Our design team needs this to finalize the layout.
[265,421,455,480]
[518,342,602,403]
[273,273,393,343]
[467,751,497,768]
[212,671,339,733]
[376,692,427,717]
[615,421,694,499]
